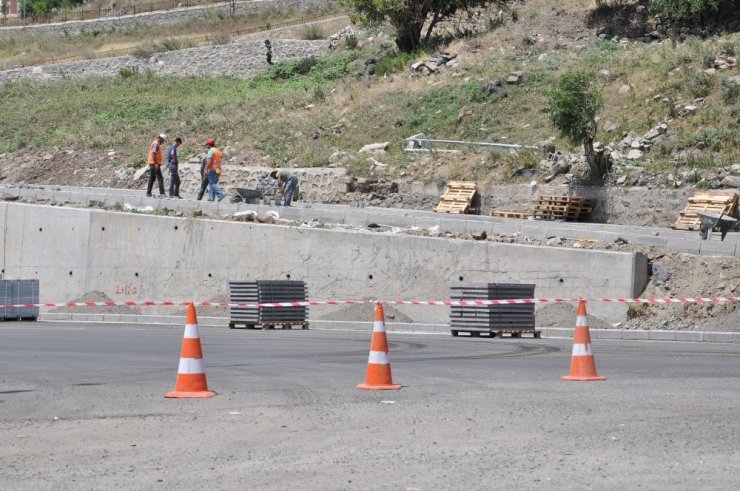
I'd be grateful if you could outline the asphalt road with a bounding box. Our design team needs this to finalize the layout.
[2,322,740,490]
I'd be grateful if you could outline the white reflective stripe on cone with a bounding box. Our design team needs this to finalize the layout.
[367,350,390,364]
[576,316,588,327]
[178,357,205,374]
[184,324,200,339]
[572,343,593,356]
[372,321,386,332]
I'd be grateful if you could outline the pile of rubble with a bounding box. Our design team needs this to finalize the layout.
[410,52,459,76]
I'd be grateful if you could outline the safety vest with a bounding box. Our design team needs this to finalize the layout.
[147,139,163,165]
[206,148,222,171]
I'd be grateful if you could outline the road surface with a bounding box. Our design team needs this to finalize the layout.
[2,322,740,489]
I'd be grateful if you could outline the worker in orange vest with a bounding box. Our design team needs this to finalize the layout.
[204,138,225,202]
[146,133,167,197]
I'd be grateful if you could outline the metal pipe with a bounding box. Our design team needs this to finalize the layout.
[407,137,539,150]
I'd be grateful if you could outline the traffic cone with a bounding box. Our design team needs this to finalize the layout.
[356,303,401,390]
[562,300,606,381]
[165,303,217,398]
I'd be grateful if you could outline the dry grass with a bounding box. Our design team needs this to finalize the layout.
[1,0,738,182]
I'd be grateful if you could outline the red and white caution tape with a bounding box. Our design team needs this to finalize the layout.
[1,296,739,309]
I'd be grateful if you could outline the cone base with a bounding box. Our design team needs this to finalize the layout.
[164,390,217,398]
[356,383,401,390]
[562,375,606,381]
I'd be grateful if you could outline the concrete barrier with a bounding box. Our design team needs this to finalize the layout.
[1,202,649,324]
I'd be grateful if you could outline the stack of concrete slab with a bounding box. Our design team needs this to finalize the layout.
[449,283,536,337]
[0,279,39,321]
[228,281,308,329]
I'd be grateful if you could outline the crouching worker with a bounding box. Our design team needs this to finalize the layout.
[270,169,299,206]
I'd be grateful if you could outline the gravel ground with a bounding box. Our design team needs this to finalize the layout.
[2,323,740,489]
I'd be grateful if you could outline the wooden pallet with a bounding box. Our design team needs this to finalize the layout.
[672,192,738,231]
[451,329,541,338]
[490,211,531,219]
[434,181,478,214]
[531,195,596,221]
[228,321,309,330]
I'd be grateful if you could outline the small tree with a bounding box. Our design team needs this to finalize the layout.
[547,71,608,181]
[342,0,513,53]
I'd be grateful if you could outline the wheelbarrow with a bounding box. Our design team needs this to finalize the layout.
[695,211,739,241]
[231,188,262,204]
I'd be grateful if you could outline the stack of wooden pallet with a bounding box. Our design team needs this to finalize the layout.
[434,181,478,214]
[672,192,738,231]
[531,195,596,221]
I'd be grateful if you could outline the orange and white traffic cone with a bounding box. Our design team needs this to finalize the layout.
[356,303,401,390]
[562,300,606,381]
[165,303,217,398]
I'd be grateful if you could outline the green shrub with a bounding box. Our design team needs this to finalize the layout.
[261,57,318,81]
[0,137,26,153]
[299,24,325,40]
[721,76,740,104]
[312,85,326,102]
[627,304,648,319]
[488,13,506,30]
[648,0,733,20]
[374,50,423,77]
[155,38,183,52]
[685,68,713,98]
[119,67,139,79]
[345,34,359,50]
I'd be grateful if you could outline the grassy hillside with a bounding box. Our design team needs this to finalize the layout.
[1,0,738,183]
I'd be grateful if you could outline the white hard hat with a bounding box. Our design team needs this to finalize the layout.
[159,133,168,140]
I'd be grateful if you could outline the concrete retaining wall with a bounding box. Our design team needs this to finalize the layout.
[0,202,648,324]
[0,39,331,84]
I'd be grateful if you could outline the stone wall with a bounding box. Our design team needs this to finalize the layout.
[173,165,347,201]
[0,38,331,83]
[471,183,694,227]
[0,0,339,39]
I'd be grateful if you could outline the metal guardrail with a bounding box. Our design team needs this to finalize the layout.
[407,137,540,150]
[15,12,346,68]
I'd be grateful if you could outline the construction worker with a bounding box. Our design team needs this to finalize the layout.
[270,169,299,206]
[167,137,183,199]
[146,133,167,197]
[196,154,209,201]
[204,138,225,202]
